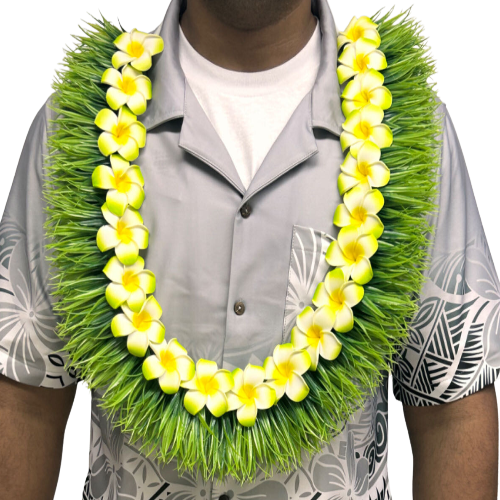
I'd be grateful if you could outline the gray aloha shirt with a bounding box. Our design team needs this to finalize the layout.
[1,0,500,498]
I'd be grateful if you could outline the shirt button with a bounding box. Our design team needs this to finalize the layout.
[234,301,245,315]
[240,203,252,218]
[219,496,230,500]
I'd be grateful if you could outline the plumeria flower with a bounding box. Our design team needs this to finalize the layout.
[263,344,311,402]
[180,359,234,417]
[291,306,342,370]
[111,296,165,357]
[142,338,195,394]
[226,365,276,427]
[102,65,152,116]
[95,106,146,161]
[112,29,164,72]
[338,141,390,195]
[92,154,145,217]
[337,38,387,85]
[333,186,385,239]
[325,226,378,285]
[103,256,155,312]
[96,203,149,266]
[312,268,364,333]
[340,104,393,158]
[337,16,381,50]
[341,69,392,117]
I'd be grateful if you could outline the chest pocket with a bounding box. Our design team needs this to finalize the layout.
[282,224,334,342]
[147,153,188,203]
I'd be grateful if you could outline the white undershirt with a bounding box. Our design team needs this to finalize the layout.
[179,18,321,190]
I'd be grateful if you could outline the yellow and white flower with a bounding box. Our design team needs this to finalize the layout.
[111,296,165,357]
[142,338,195,394]
[337,16,380,50]
[291,306,342,370]
[112,29,164,72]
[340,104,393,158]
[102,65,152,116]
[264,344,311,402]
[337,38,387,85]
[312,268,364,333]
[103,256,155,312]
[226,365,276,427]
[338,140,390,195]
[92,154,145,216]
[325,226,378,285]
[96,203,149,266]
[341,69,392,117]
[333,186,385,239]
[95,106,146,161]
[181,359,234,417]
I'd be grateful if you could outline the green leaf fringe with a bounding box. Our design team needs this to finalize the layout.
[43,10,442,484]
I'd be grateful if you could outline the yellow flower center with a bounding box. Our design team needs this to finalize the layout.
[360,88,372,105]
[160,350,178,372]
[240,385,258,405]
[353,90,371,108]
[342,240,362,263]
[348,26,365,42]
[357,161,370,177]
[132,310,151,331]
[115,173,130,193]
[326,290,344,312]
[119,76,138,96]
[351,206,367,223]
[306,325,322,348]
[354,121,372,140]
[122,270,139,292]
[279,363,294,380]
[354,54,369,73]
[128,41,145,58]
[112,123,131,146]
[199,376,219,396]
[116,221,133,244]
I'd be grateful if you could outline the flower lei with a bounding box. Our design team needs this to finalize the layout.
[91,17,392,428]
[45,10,440,481]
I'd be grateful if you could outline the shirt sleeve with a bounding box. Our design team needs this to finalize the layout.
[0,97,77,389]
[393,103,500,405]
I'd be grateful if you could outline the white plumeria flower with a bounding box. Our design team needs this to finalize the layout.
[338,141,390,195]
[312,268,364,333]
[340,104,393,158]
[263,344,311,402]
[337,38,387,85]
[102,65,152,116]
[112,29,164,72]
[92,154,145,216]
[337,16,381,50]
[291,306,342,370]
[96,203,149,266]
[181,359,234,417]
[95,106,146,161]
[103,256,155,312]
[142,338,195,394]
[341,69,392,117]
[226,365,276,427]
[334,186,385,239]
[111,296,165,357]
[325,226,378,285]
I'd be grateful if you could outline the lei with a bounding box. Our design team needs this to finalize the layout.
[44,11,442,482]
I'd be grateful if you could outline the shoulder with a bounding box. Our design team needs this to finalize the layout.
[432,98,465,175]
[26,94,58,143]
[10,94,59,192]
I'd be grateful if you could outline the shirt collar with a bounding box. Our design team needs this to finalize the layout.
[141,0,343,136]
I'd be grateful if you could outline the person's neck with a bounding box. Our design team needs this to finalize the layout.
[179,0,317,72]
